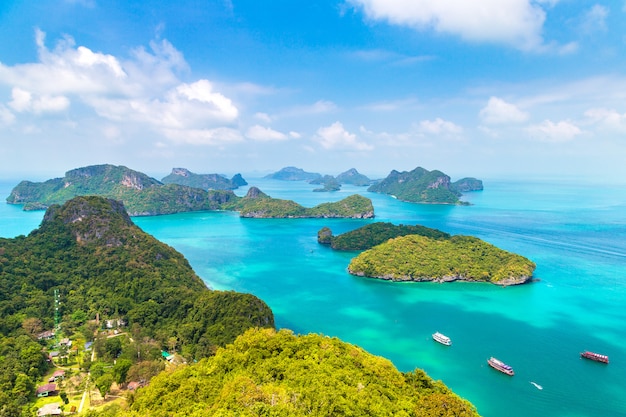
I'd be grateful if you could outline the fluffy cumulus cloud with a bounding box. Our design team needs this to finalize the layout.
[0,29,239,144]
[245,125,288,141]
[527,120,582,142]
[313,122,374,151]
[479,96,529,124]
[418,117,463,135]
[349,0,550,50]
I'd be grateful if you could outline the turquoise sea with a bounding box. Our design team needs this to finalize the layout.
[1,178,625,417]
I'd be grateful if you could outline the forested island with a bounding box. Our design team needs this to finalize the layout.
[230,187,374,218]
[368,166,483,204]
[6,164,374,218]
[0,196,479,416]
[320,223,535,286]
[161,167,247,190]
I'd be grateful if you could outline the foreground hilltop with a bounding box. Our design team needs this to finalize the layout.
[368,166,483,204]
[0,196,274,415]
[88,328,480,417]
[7,164,374,218]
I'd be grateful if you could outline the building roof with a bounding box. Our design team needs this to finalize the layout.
[36,383,57,394]
[37,402,62,416]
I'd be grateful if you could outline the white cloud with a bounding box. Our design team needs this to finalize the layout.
[161,127,244,145]
[0,30,243,144]
[9,87,70,113]
[245,125,288,141]
[418,117,463,135]
[313,122,374,151]
[175,80,238,122]
[480,96,529,124]
[584,108,626,132]
[527,120,582,142]
[580,4,609,33]
[289,131,301,138]
[254,112,272,123]
[0,105,15,125]
[349,0,549,50]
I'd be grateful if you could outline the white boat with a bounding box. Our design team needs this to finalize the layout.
[488,357,514,376]
[432,332,451,346]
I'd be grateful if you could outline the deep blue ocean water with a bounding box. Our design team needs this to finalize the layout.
[1,178,625,417]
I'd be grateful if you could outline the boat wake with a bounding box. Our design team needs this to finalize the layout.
[530,381,543,390]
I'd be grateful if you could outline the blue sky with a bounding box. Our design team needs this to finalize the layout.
[1,0,625,181]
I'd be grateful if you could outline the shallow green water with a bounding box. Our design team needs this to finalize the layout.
[2,178,625,417]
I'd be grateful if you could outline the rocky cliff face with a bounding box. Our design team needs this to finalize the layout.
[41,196,134,247]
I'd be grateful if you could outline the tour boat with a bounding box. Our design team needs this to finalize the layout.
[488,357,514,375]
[580,351,609,364]
[432,332,451,346]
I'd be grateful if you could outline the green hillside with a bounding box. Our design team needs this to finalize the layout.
[0,196,274,415]
[89,328,480,417]
[348,234,535,285]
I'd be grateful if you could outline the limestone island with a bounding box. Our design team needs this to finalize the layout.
[161,167,247,190]
[320,223,535,286]
[6,164,375,219]
[368,166,483,204]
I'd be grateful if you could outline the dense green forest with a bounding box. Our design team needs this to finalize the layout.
[368,166,482,204]
[0,196,274,415]
[85,328,480,417]
[348,234,535,285]
[227,188,374,218]
[318,222,451,250]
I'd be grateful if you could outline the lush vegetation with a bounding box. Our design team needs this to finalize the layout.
[336,168,371,186]
[227,188,374,218]
[348,234,535,285]
[86,328,480,417]
[6,164,239,216]
[311,175,341,192]
[161,168,247,190]
[0,196,274,415]
[7,164,373,219]
[368,166,480,204]
[319,222,450,250]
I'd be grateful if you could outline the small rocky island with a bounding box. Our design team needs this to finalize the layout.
[320,223,535,286]
[368,166,483,204]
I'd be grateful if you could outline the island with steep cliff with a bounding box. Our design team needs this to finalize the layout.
[320,222,535,286]
[368,166,482,204]
[6,164,375,219]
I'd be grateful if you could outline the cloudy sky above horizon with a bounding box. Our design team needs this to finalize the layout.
[1,0,626,181]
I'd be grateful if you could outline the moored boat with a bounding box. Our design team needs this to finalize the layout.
[488,357,514,375]
[432,332,451,346]
[580,351,609,364]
